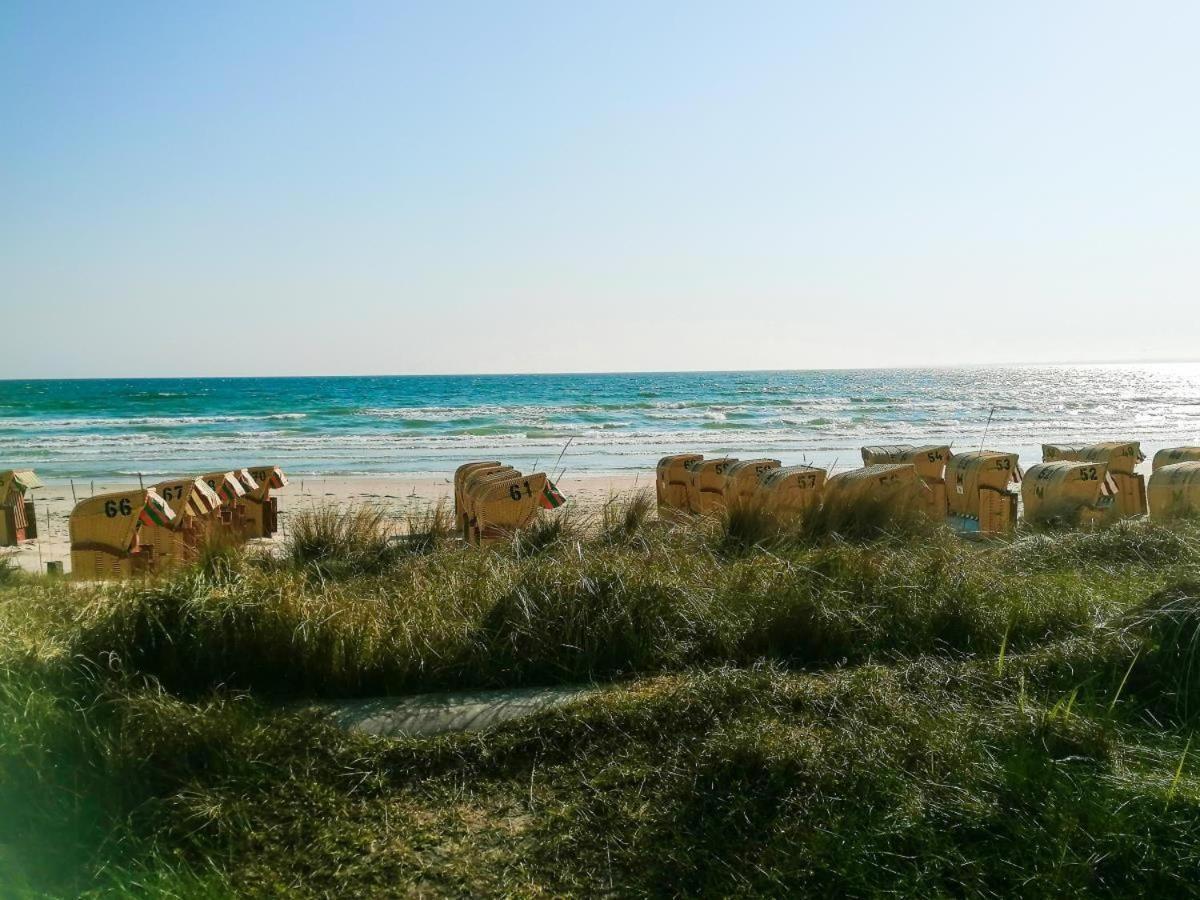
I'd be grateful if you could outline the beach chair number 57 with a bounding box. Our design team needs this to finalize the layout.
[509,481,532,501]
[104,498,133,518]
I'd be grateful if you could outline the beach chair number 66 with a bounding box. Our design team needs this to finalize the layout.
[509,481,532,501]
[104,498,133,518]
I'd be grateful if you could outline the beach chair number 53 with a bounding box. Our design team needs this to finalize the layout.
[104,498,133,517]
[509,481,532,501]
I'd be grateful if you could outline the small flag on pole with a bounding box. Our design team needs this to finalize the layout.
[139,493,175,528]
[540,479,566,510]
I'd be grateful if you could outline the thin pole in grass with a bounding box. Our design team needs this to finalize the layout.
[1166,734,1192,811]
[553,438,573,483]
[1107,648,1140,715]
[980,406,996,452]
[995,620,1012,676]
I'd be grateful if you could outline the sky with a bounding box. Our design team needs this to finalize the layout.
[2,1,1198,378]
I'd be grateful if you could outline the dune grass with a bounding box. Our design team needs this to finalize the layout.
[2,507,1200,896]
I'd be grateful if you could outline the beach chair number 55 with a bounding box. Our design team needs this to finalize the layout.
[104,498,133,517]
[509,481,532,501]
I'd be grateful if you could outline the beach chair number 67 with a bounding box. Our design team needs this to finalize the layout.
[104,498,133,517]
[509,481,531,501]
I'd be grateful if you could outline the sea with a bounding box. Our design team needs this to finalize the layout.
[3,365,1199,481]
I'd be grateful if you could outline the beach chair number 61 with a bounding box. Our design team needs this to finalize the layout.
[104,498,133,518]
[509,481,532,501]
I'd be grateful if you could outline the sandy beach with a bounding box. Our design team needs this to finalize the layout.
[2,472,649,575]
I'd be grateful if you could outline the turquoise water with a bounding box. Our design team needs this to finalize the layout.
[2,365,1199,479]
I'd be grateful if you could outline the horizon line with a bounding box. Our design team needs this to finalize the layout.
[2,356,1199,383]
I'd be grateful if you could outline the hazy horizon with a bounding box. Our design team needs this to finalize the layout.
[5,2,1199,379]
[3,355,1200,383]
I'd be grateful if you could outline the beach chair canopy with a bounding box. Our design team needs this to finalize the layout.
[757,464,826,517]
[860,445,949,481]
[200,471,248,504]
[945,450,1020,516]
[1153,447,1200,471]
[824,463,925,504]
[1022,461,1114,523]
[686,457,739,513]
[69,488,175,553]
[1148,462,1200,519]
[722,458,781,503]
[456,461,503,493]
[759,465,825,492]
[656,453,703,509]
[1042,442,1144,476]
[247,466,288,491]
[656,453,704,486]
[463,465,518,502]
[235,469,260,492]
[153,477,222,523]
[455,461,505,513]
[0,470,43,502]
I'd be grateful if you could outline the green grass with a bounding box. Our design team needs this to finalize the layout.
[3,512,1200,896]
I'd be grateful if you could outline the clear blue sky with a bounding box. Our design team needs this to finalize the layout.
[3,1,1198,377]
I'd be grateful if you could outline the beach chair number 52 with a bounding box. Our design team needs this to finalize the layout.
[104,498,133,518]
[509,481,532,501]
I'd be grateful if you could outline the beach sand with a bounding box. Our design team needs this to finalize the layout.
[2,473,650,575]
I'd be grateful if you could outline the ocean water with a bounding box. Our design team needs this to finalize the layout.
[2,365,1199,480]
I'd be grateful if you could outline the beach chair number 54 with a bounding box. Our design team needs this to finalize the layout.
[509,481,532,501]
[104,498,133,518]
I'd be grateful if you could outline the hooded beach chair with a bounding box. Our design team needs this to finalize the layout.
[1148,462,1200,520]
[861,445,950,517]
[1152,447,1200,471]
[721,458,782,507]
[0,469,41,546]
[145,477,223,567]
[1042,443,1145,517]
[459,464,518,539]
[1022,460,1118,527]
[200,471,249,538]
[465,470,550,545]
[236,466,289,539]
[455,461,505,535]
[822,463,931,520]
[755,465,827,522]
[69,488,174,579]
[655,454,704,514]
[944,450,1021,534]
[685,458,739,514]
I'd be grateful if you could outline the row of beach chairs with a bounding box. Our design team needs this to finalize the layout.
[68,467,288,579]
[6,441,1200,576]
[657,442,1200,532]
